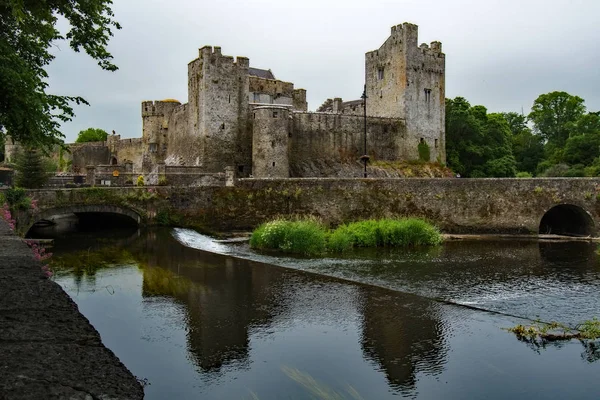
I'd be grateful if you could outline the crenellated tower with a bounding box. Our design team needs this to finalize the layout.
[187,46,250,173]
[365,23,445,163]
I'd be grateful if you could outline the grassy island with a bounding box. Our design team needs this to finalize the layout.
[249,217,442,256]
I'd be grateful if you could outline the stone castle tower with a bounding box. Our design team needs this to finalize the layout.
[365,23,445,163]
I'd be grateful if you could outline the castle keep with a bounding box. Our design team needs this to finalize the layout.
[7,23,446,180]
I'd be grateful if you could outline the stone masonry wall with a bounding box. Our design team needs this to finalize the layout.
[25,178,600,236]
[366,23,445,163]
[289,113,407,177]
[197,46,250,173]
[252,106,290,178]
[70,143,109,173]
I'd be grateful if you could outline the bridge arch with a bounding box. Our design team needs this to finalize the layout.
[25,204,142,236]
[539,204,596,237]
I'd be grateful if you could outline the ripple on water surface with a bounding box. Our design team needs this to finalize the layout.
[173,228,600,324]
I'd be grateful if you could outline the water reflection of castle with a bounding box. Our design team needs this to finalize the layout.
[135,230,448,390]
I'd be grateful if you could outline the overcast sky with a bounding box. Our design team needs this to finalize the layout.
[48,0,600,142]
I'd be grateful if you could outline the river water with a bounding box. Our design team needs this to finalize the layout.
[44,226,600,399]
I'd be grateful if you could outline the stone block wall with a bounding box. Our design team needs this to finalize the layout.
[71,142,110,173]
[25,178,600,235]
[288,112,407,176]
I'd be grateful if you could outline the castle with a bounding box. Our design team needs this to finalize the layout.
[6,22,446,179]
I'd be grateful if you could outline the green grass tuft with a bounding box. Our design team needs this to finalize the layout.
[250,218,327,256]
[250,217,442,255]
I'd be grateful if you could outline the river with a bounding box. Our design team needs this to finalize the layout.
[41,225,600,399]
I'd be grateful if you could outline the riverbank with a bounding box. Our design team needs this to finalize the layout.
[0,219,143,399]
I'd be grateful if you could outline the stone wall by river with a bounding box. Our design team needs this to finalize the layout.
[22,177,600,234]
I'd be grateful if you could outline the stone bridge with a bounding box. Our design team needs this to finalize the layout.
[13,178,600,236]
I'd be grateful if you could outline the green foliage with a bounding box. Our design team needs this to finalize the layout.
[564,132,600,166]
[75,128,109,143]
[528,91,586,148]
[14,147,49,188]
[250,217,443,256]
[250,218,327,256]
[445,98,515,177]
[136,175,144,187]
[158,176,168,186]
[417,140,430,162]
[4,187,30,210]
[155,209,182,226]
[540,163,570,177]
[504,112,545,175]
[329,218,443,252]
[516,171,532,178]
[448,93,600,178]
[0,1,121,150]
[482,155,517,177]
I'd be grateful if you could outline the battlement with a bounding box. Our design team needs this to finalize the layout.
[141,100,181,117]
[368,23,443,58]
[197,46,250,69]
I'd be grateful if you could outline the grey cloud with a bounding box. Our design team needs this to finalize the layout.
[48,0,600,142]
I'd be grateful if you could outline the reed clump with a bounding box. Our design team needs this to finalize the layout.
[250,217,442,256]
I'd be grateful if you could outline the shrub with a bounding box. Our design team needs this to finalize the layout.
[250,218,327,256]
[136,175,144,187]
[5,187,31,210]
[516,171,533,178]
[155,209,182,226]
[418,140,430,162]
[540,163,570,177]
[158,176,168,186]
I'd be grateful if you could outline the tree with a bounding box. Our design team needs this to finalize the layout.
[502,112,528,137]
[14,147,49,188]
[528,91,586,148]
[563,132,600,166]
[0,1,121,150]
[445,98,515,177]
[501,112,544,175]
[76,128,109,143]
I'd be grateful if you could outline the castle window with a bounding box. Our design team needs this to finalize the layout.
[272,162,276,167]
[424,89,432,102]
[273,111,278,118]
[271,141,275,148]
[377,67,384,80]
[228,94,231,103]
[435,139,439,148]
[253,93,260,102]
[149,143,158,153]
[238,165,244,173]
[253,113,256,119]
[220,123,225,129]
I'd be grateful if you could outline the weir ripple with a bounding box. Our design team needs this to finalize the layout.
[43,226,600,399]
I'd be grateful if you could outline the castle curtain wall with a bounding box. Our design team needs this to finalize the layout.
[288,112,407,177]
